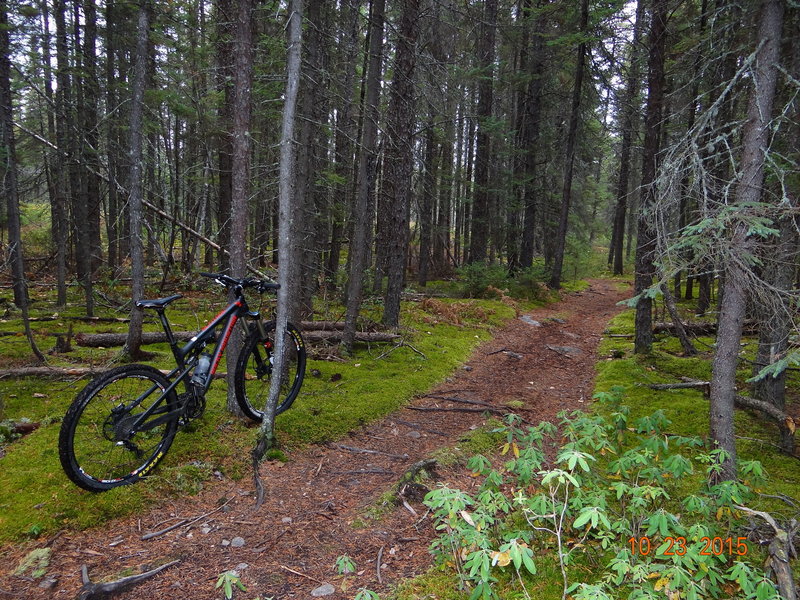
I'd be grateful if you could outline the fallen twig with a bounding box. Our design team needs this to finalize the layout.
[375,341,426,360]
[392,418,448,437]
[376,545,385,585]
[141,498,231,540]
[401,499,418,517]
[140,519,188,540]
[280,565,324,584]
[330,443,409,460]
[330,468,394,476]
[77,560,180,600]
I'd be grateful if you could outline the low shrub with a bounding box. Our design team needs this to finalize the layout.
[423,388,780,600]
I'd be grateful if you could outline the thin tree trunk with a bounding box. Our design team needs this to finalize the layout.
[53,0,70,306]
[418,121,437,286]
[633,0,667,355]
[82,0,102,272]
[225,0,254,414]
[382,0,419,327]
[609,0,644,275]
[752,211,797,453]
[709,0,784,481]
[518,0,547,270]
[123,0,152,360]
[215,0,234,271]
[105,0,120,271]
[467,0,497,264]
[1,0,45,363]
[253,0,303,503]
[342,0,384,352]
[548,0,588,289]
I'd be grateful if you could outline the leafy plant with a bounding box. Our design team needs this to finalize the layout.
[424,388,781,600]
[215,570,246,599]
[335,554,356,576]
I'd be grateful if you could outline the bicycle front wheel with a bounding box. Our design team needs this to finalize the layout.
[58,364,179,491]
[234,321,306,422]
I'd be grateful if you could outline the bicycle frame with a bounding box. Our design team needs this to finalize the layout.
[123,292,263,434]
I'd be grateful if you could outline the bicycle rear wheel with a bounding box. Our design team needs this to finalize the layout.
[58,364,179,491]
[234,321,306,422]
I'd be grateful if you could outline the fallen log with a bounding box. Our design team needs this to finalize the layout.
[27,315,130,323]
[74,329,400,347]
[302,331,400,344]
[0,366,228,380]
[0,366,102,379]
[75,331,194,347]
[653,320,758,336]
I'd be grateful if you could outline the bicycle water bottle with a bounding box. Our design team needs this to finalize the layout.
[191,353,212,387]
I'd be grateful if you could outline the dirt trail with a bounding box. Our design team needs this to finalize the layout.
[1,278,629,600]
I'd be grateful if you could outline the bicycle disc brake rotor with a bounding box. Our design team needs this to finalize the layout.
[103,406,143,456]
[179,391,206,422]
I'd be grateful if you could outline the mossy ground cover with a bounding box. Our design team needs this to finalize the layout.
[595,308,800,505]
[0,283,518,543]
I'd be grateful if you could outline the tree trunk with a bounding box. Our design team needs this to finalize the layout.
[225,0,254,414]
[104,0,120,271]
[123,0,152,360]
[254,0,303,500]
[518,0,547,270]
[325,0,360,286]
[633,0,667,355]
[709,0,784,481]
[467,0,497,264]
[609,0,644,275]
[418,121,437,286]
[53,0,71,307]
[382,0,419,327]
[547,0,588,289]
[82,0,102,272]
[215,0,234,271]
[1,0,44,363]
[342,0,385,352]
[752,211,797,453]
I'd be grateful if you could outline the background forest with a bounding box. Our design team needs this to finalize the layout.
[0,0,798,454]
[2,0,800,598]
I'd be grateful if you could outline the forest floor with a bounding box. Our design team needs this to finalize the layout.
[1,278,630,600]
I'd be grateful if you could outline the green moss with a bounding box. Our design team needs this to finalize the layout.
[457,419,504,456]
[594,308,800,510]
[389,569,465,600]
[13,547,51,578]
[0,294,517,542]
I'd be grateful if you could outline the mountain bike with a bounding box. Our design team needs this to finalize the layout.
[58,272,306,492]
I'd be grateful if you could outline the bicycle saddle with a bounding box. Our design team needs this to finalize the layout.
[136,294,183,309]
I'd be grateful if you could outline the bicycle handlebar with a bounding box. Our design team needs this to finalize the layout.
[199,272,280,293]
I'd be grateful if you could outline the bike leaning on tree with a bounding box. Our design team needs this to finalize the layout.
[58,272,306,492]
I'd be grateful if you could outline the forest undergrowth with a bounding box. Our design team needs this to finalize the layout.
[0,273,797,600]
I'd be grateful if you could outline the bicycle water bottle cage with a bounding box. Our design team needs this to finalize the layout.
[136,294,183,310]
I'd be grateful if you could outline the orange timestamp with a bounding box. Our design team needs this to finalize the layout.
[628,536,749,557]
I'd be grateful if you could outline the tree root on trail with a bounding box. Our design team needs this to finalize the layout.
[76,560,180,600]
